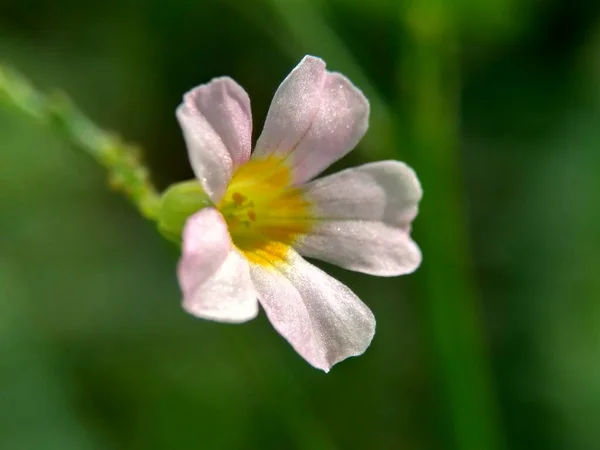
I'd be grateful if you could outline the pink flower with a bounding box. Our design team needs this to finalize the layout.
[176,55,422,372]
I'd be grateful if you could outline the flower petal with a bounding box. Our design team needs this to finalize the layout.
[296,161,422,276]
[254,55,369,184]
[178,208,258,323]
[249,250,375,372]
[177,77,253,201]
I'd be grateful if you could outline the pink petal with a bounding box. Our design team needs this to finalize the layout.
[296,161,422,276]
[254,55,369,184]
[249,250,375,372]
[178,208,258,323]
[177,77,253,201]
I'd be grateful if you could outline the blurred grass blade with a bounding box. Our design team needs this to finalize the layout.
[256,0,397,160]
[399,5,505,450]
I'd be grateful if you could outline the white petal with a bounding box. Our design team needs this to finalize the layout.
[254,56,326,156]
[177,77,253,202]
[296,161,422,276]
[182,250,258,323]
[250,250,375,372]
[178,208,258,323]
[254,55,369,183]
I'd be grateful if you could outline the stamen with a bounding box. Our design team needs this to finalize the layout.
[217,156,314,266]
[232,192,246,206]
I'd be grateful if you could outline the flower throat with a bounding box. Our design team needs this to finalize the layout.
[217,156,314,267]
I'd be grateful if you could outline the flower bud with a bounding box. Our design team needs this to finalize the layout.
[157,180,212,243]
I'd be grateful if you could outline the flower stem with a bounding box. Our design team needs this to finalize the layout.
[0,64,160,220]
[399,7,505,450]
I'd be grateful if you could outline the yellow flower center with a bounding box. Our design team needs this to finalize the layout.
[218,156,314,267]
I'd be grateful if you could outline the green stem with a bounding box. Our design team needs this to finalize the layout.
[0,64,160,220]
[400,7,505,450]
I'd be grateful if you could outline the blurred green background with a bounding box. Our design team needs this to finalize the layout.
[2,0,600,449]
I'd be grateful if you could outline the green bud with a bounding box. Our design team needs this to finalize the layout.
[157,180,213,244]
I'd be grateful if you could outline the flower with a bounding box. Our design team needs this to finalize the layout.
[175,55,422,372]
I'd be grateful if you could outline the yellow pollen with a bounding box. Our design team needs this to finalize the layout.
[218,156,313,267]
